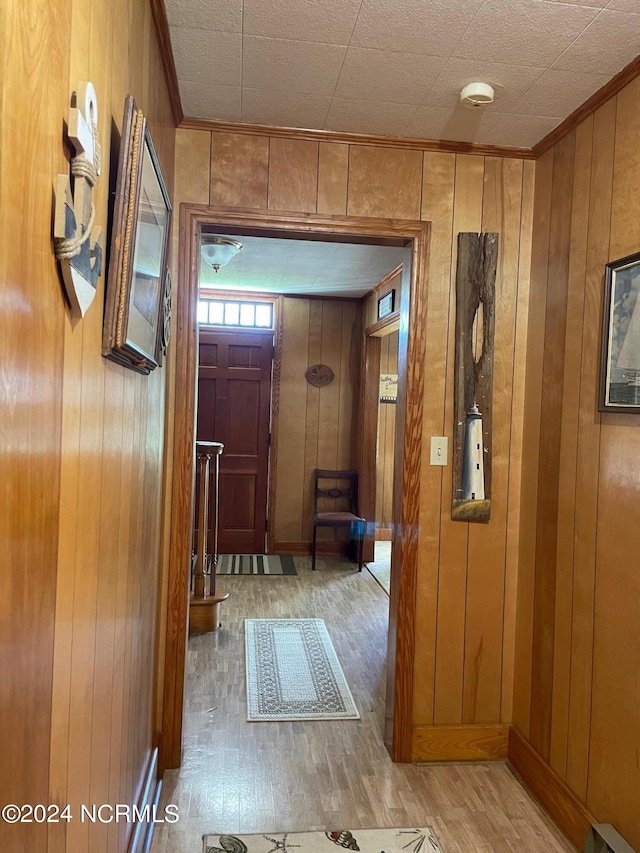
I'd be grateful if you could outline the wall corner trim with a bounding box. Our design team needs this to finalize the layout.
[533,54,640,158]
[507,726,595,850]
[149,0,183,126]
[412,724,509,762]
[128,747,160,853]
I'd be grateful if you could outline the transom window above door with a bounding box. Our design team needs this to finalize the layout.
[197,299,273,329]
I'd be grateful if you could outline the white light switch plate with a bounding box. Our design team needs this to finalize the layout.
[430,436,448,466]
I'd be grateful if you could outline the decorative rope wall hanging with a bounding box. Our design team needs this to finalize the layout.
[53,81,103,318]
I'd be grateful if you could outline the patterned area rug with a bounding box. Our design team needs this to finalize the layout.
[217,554,297,575]
[245,619,360,721]
[204,829,443,853]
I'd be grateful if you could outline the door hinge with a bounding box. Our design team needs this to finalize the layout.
[272,345,276,360]
[267,432,272,446]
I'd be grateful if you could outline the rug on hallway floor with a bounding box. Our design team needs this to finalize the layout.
[204,829,444,853]
[245,618,359,721]
[217,554,297,575]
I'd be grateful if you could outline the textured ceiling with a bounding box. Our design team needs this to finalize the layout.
[199,235,407,297]
[165,0,640,148]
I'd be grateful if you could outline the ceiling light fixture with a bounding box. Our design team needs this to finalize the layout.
[460,82,495,109]
[201,235,243,273]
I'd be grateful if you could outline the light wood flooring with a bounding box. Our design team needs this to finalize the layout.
[366,541,391,595]
[151,557,575,853]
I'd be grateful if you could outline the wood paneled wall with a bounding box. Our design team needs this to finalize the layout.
[376,333,399,532]
[514,75,640,850]
[1,0,175,849]
[173,128,534,751]
[273,297,362,548]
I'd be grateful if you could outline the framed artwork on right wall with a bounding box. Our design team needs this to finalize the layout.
[600,251,640,413]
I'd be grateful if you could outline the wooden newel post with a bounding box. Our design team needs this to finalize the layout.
[194,448,213,598]
[189,441,229,635]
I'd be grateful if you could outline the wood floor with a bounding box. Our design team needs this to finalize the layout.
[151,558,575,853]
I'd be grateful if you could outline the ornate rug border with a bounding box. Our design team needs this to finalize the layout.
[245,618,360,722]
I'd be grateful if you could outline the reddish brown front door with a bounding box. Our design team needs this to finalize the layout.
[196,329,273,554]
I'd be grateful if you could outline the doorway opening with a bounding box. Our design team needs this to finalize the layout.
[367,321,400,596]
[160,207,430,771]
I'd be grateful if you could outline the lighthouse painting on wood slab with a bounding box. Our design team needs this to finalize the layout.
[452,233,498,522]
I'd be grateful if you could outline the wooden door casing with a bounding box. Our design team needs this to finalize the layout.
[162,207,430,771]
[196,329,273,554]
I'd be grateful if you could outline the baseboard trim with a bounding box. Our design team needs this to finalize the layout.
[128,748,159,853]
[273,541,350,556]
[508,726,595,850]
[141,777,163,853]
[412,724,509,761]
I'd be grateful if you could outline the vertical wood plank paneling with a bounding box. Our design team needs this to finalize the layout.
[513,149,554,739]
[502,157,536,722]
[517,75,640,853]
[3,0,175,849]
[315,300,343,543]
[317,142,349,215]
[1,0,171,849]
[530,130,576,761]
[210,131,269,208]
[318,301,343,471]
[548,115,593,778]
[191,127,539,762]
[87,0,118,847]
[274,298,362,547]
[268,137,319,212]
[338,302,360,471]
[106,372,134,853]
[176,128,211,205]
[0,0,70,848]
[274,298,311,542]
[64,13,107,850]
[302,300,322,542]
[608,76,640,257]
[347,146,423,220]
[565,99,614,799]
[42,0,175,849]
[589,79,640,843]
[463,158,523,725]
[47,0,91,842]
[589,421,640,850]
[433,154,484,725]
[414,152,456,726]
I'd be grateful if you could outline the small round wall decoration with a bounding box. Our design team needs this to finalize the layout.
[305,364,335,387]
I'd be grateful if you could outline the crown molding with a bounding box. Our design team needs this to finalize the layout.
[534,54,640,158]
[179,116,536,160]
[149,0,183,126]
[154,8,640,161]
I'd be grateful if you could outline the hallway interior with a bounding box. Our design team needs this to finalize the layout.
[152,558,574,853]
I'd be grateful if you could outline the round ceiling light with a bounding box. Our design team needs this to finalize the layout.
[201,235,243,273]
[460,82,495,109]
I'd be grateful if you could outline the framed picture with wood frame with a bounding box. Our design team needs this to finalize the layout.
[599,251,640,412]
[103,95,172,374]
[377,289,395,320]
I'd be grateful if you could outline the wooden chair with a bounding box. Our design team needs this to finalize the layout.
[312,469,365,571]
